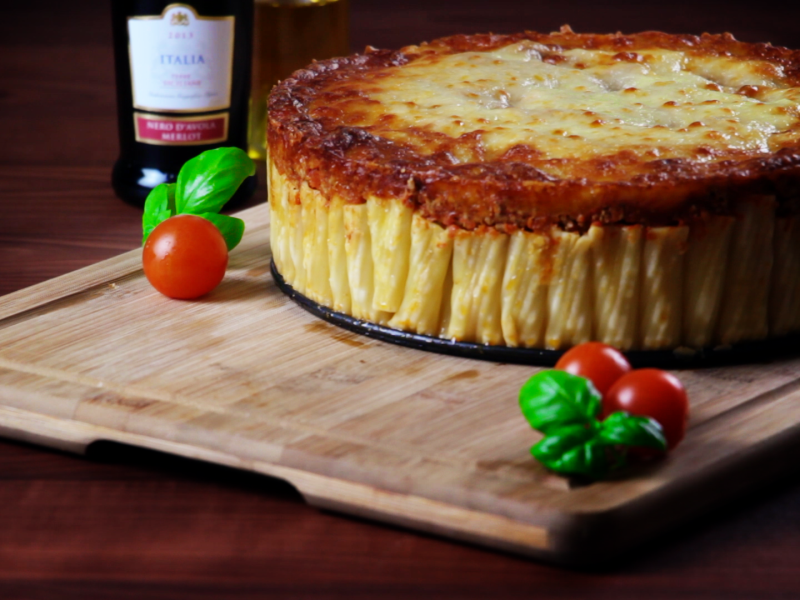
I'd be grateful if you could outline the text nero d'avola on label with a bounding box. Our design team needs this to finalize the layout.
[144,120,219,132]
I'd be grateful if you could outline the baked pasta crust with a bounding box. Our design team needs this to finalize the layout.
[269,27,800,232]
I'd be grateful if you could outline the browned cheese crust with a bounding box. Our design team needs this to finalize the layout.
[268,27,800,232]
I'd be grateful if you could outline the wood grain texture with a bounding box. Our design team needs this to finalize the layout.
[2,0,800,597]
[1,205,799,566]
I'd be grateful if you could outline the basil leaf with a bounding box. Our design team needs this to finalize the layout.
[142,183,176,244]
[531,425,608,477]
[176,147,255,215]
[519,370,602,435]
[531,423,595,464]
[599,411,667,451]
[198,212,245,251]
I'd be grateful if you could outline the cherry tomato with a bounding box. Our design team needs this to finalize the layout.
[143,214,228,299]
[555,342,632,397]
[603,369,689,450]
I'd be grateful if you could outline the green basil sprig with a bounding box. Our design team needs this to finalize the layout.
[142,147,255,249]
[519,370,667,478]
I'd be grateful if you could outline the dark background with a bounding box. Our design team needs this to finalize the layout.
[1,1,799,598]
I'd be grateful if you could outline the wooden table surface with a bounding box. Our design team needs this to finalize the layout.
[1,1,799,597]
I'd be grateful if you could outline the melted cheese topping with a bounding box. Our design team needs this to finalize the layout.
[318,41,800,167]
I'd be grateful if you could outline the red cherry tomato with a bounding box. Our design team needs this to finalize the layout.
[603,369,689,450]
[142,214,228,299]
[555,342,632,396]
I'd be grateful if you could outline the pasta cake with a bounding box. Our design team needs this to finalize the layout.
[267,27,800,351]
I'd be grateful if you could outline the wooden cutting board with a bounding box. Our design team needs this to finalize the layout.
[1,205,799,566]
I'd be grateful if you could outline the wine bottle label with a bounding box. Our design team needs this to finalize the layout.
[134,112,229,145]
[128,4,234,113]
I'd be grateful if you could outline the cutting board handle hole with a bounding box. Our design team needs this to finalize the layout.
[86,440,305,503]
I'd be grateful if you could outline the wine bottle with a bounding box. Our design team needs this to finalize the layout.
[247,0,350,160]
[111,0,256,207]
